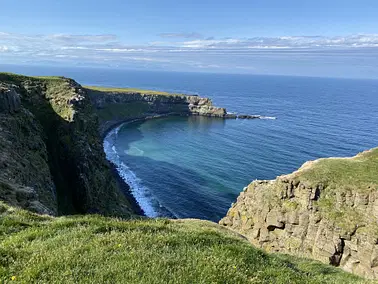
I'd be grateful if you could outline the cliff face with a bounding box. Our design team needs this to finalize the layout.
[0,74,134,217]
[220,148,378,279]
[0,83,56,215]
[86,88,227,136]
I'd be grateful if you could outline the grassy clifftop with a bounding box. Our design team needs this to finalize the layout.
[85,85,188,96]
[0,202,364,283]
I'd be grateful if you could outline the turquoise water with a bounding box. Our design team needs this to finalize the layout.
[2,65,378,221]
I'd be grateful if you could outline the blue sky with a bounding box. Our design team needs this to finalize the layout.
[1,0,378,78]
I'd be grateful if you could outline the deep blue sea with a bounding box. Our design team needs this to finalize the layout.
[2,65,378,221]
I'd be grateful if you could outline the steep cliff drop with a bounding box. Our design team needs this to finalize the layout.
[220,148,378,279]
[0,74,134,217]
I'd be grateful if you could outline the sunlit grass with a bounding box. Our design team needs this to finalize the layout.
[0,202,365,283]
[84,85,188,96]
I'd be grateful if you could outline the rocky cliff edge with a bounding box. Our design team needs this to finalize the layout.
[220,148,378,279]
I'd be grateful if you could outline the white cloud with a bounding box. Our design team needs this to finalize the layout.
[159,32,204,39]
[1,31,378,77]
[0,45,9,52]
[49,34,117,43]
[171,34,378,49]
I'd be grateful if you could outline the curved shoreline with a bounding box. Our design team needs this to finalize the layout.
[108,162,145,216]
[103,113,183,218]
[101,113,180,139]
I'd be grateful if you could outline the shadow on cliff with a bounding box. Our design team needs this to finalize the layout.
[19,86,88,215]
[0,74,119,216]
[109,119,237,222]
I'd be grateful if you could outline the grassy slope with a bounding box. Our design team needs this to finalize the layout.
[0,203,365,284]
[84,85,187,96]
[295,148,378,190]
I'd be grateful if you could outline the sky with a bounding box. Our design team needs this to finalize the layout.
[1,0,378,78]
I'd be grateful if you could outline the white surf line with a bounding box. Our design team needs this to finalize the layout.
[103,125,159,218]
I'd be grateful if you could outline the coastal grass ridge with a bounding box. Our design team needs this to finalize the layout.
[0,202,365,283]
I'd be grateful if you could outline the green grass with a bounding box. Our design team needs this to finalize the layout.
[297,148,378,190]
[0,202,366,284]
[84,85,188,97]
[0,72,65,83]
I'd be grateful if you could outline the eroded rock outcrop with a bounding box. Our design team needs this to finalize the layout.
[220,149,378,279]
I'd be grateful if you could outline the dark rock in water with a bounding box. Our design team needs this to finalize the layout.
[237,114,261,119]
[224,113,237,119]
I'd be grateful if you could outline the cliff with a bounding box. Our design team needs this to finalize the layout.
[0,73,134,217]
[85,86,227,136]
[220,148,378,279]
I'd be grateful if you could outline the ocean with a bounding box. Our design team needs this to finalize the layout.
[2,65,378,221]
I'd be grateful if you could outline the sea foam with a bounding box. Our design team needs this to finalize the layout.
[103,125,159,218]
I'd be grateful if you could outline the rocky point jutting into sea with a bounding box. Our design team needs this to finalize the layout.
[86,86,269,137]
[0,72,377,281]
